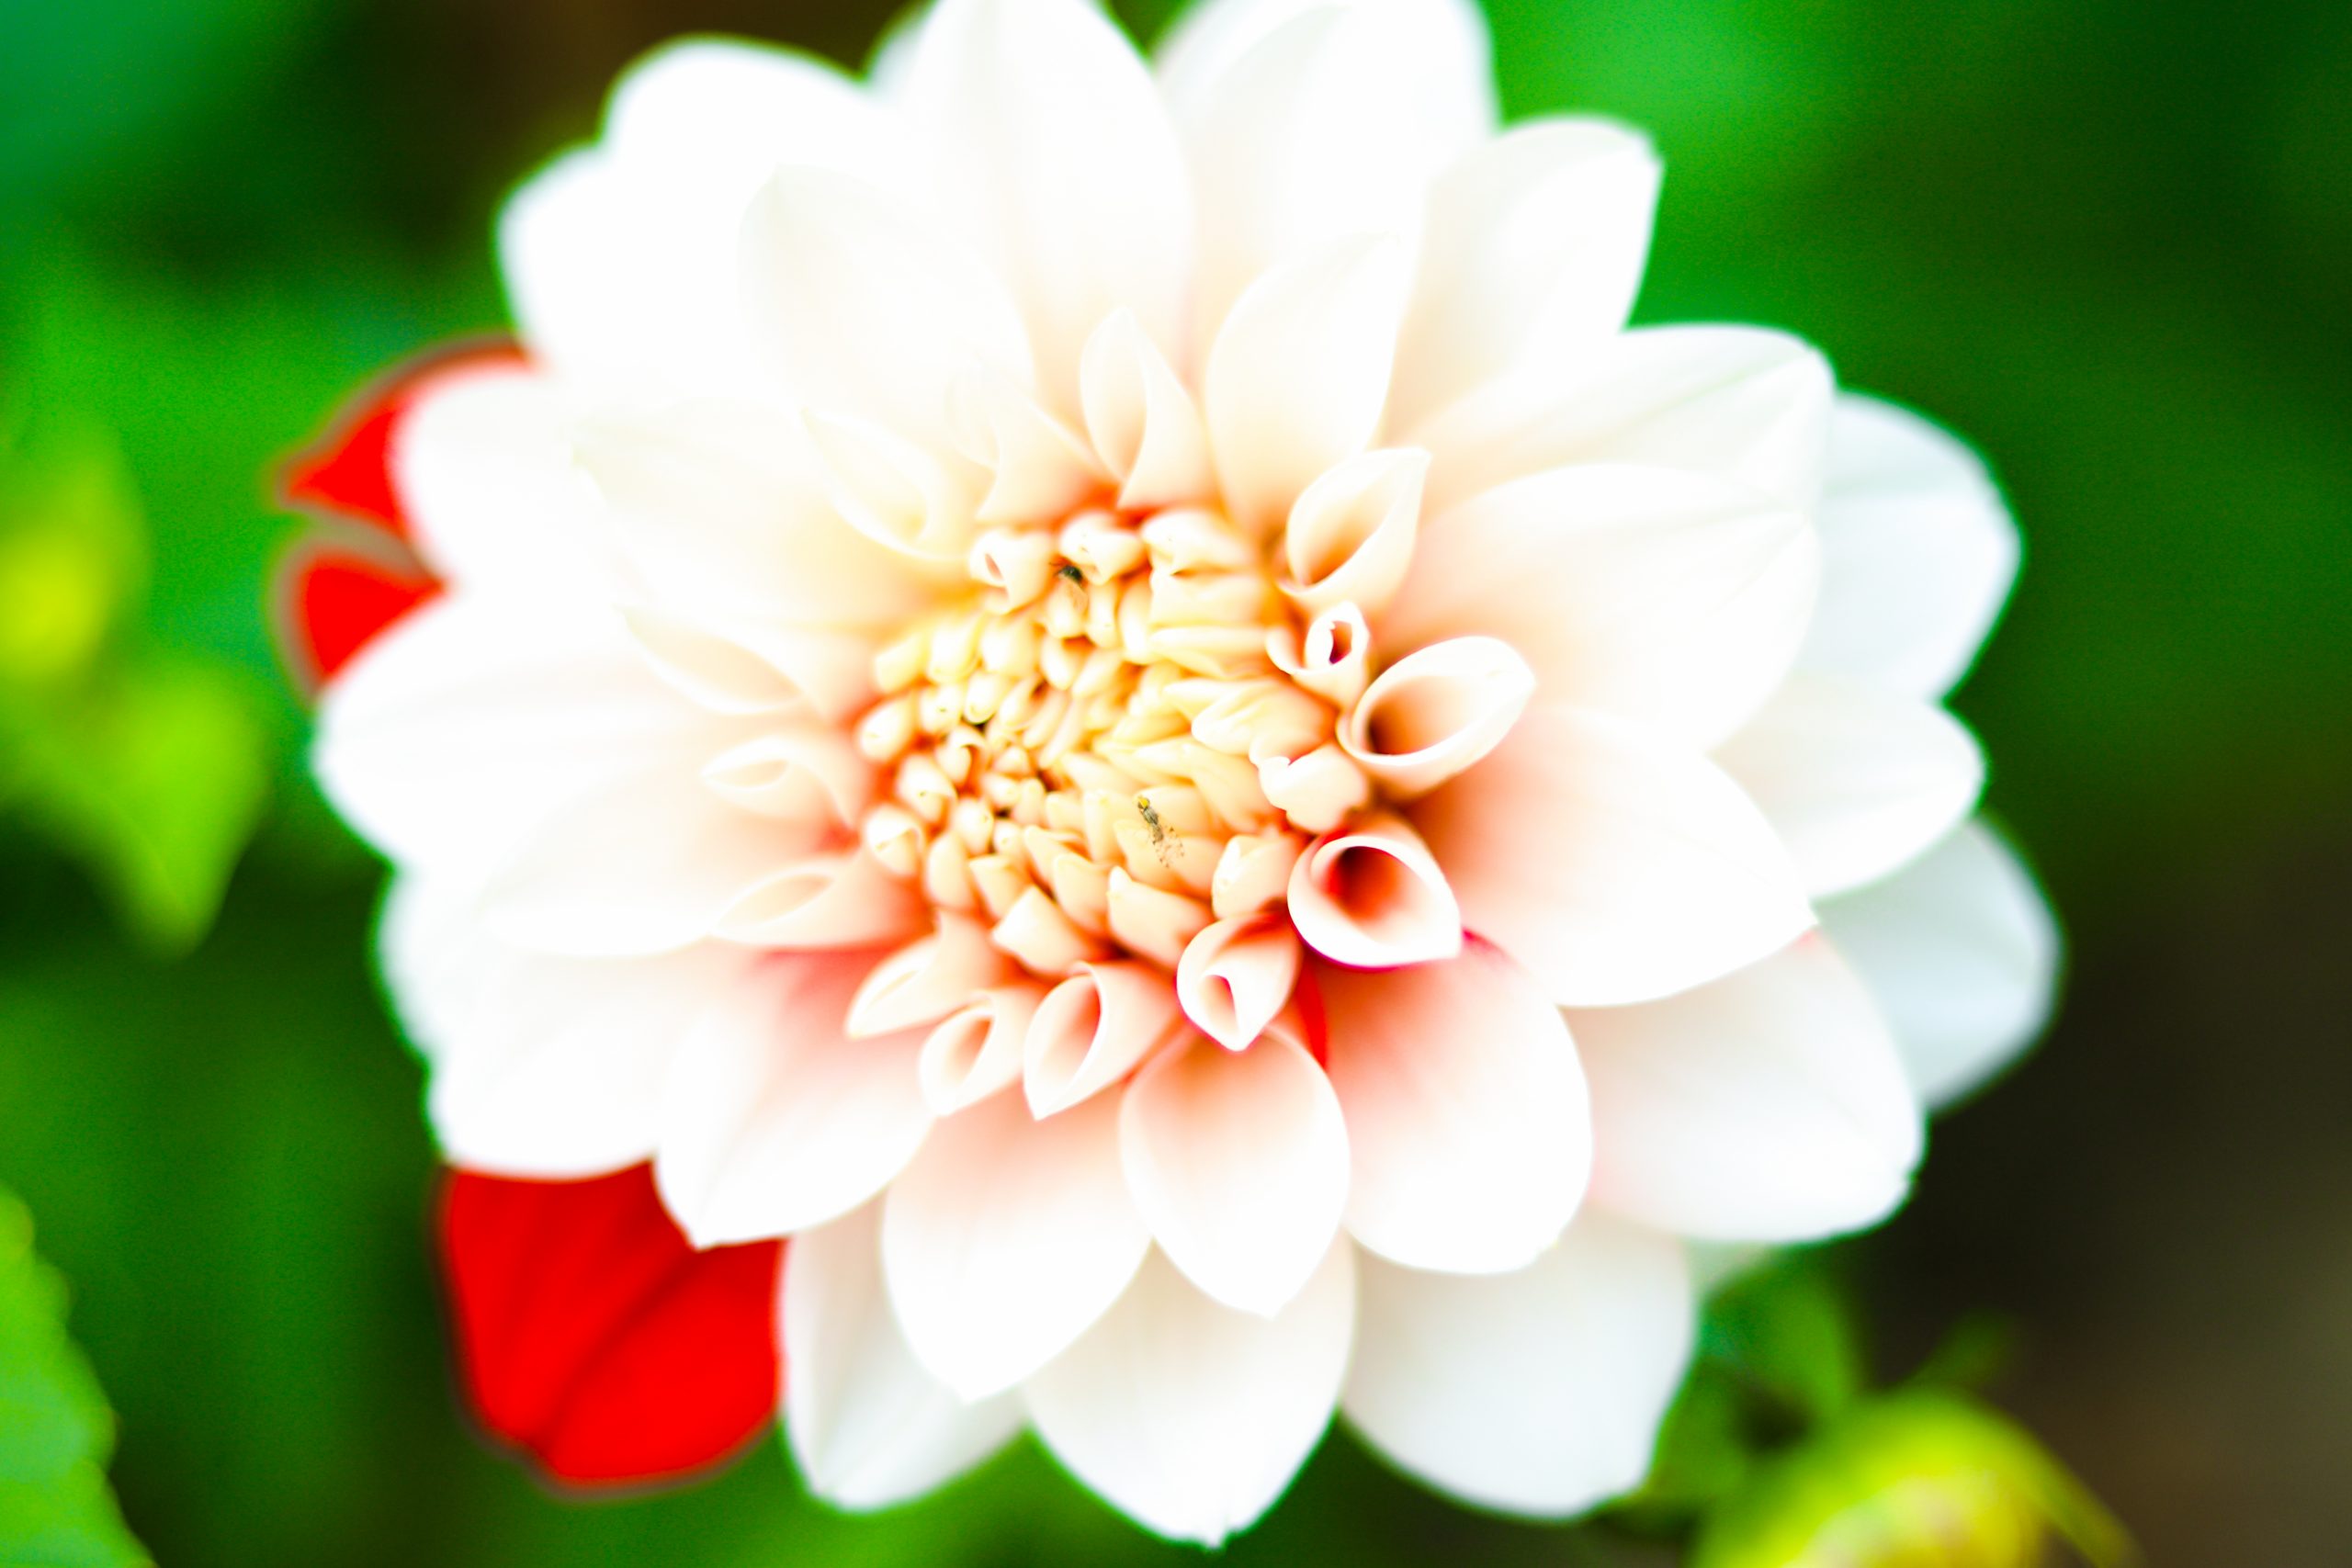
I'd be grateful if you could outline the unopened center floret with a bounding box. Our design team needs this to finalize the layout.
[851,505,1355,977]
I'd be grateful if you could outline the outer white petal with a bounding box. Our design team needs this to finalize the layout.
[1161,0,1494,338]
[1319,941,1591,1274]
[1023,1241,1355,1546]
[784,1202,1023,1510]
[881,1089,1150,1399]
[902,0,1193,414]
[1820,818,2058,1108]
[1118,1032,1349,1315]
[390,364,616,599]
[1570,936,1924,1242]
[1801,393,2020,698]
[1204,234,1413,535]
[1385,462,1818,748]
[1715,674,1984,898]
[654,952,933,1246]
[409,899,755,1179]
[1409,324,1834,514]
[314,594,744,881]
[498,40,914,396]
[1414,704,1815,1007]
[739,167,1033,455]
[1388,118,1661,431]
[1343,1215,1691,1517]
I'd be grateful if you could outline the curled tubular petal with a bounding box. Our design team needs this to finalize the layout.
[1024,960,1186,1115]
[1340,635,1534,797]
[1287,812,1464,968]
[1175,915,1305,1050]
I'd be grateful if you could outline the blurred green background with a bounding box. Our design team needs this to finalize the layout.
[1,0,2346,1562]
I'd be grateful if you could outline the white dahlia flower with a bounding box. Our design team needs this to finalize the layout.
[294,0,2055,1540]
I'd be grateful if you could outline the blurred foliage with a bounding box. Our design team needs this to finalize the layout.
[0,1188,148,1567]
[0,0,2345,1562]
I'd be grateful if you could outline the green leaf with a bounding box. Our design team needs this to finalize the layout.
[1690,1391,2134,1568]
[0,1189,149,1568]
[0,411,146,693]
[1702,1253,1865,1427]
[1616,1364,1754,1523]
[8,658,273,953]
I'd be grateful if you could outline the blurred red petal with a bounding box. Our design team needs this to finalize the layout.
[280,548,436,688]
[438,1165,785,1491]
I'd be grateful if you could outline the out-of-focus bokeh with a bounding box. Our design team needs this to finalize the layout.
[1,0,2346,1562]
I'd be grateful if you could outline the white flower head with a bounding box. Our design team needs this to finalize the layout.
[312,0,2055,1541]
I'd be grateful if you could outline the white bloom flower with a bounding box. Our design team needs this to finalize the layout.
[311,0,2055,1540]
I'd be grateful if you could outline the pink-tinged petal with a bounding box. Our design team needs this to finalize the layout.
[712,847,929,951]
[700,726,876,830]
[740,168,1033,454]
[654,951,933,1247]
[1079,309,1215,510]
[1819,818,2058,1109]
[1343,1215,1690,1516]
[1801,393,2020,698]
[390,364,617,600]
[1319,941,1589,1273]
[1118,1032,1349,1314]
[1267,604,1372,710]
[1415,705,1814,1006]
[1204,235,1413,535]
[1023,960,1186,1116]
[1714,674,1984,897]
[314,594,747,882]
[1287,812,1464,969]
[1385,462,1817,748]
[1571,936,1923,1242]
[881,1088,1151,1398]
[1340,635,1534,798]
[1388,118,1660,432]
[1176,916,1303,1050]
[439,1164,782,1490]
[1280,447,1428,617]
[1160,0,1493,341]
[1409,324,1833,514]
[948,371,1109,525]
[901,0,1193,419]
[575,399,944,635]
[847,915,1014,1038]
[783,1201,1023,1510]
[1023,1241,1355,1546]
[1209,830,1305,922]
[917,982,1046,1114]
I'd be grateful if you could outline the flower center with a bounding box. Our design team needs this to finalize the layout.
[851,505,1353,977]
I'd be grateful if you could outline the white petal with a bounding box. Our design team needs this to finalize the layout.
[1409,324,1834,514]
[1204,234,1413,535]
[1343,1215,1691,1516]
[654,952,933,1245]
[574,399,941,632]
[314,595,743,882]
[902,0,1193,416]
[1714,674,1984,897]
[1023,1241,1355,1546]
[1801,393,2020,698]
[1569,936,1923,1242]
[1286,812,1464,969]
[784,1202,1023,1510]
[847,915,1012,1038]
[1023,961,1186,1117]
[740,167,1033,454]
[1280,447,1428,617]
[1339,635,1535,797]
[390,364,616,599]
[1175,916,1302,1050]
[917,982,1045,1114]
[1819,818,2058,1108]
[1320,941,1590,1273]
[1161,0,1493,339]
[1119,1032,1349,1315]
[1385,463,1817,747]
[712,845,928,951]
[1388,118,1660,431]
[881,1088,1151,1398]
[1079,308,1216,510]
[1414,704,1814,1006]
